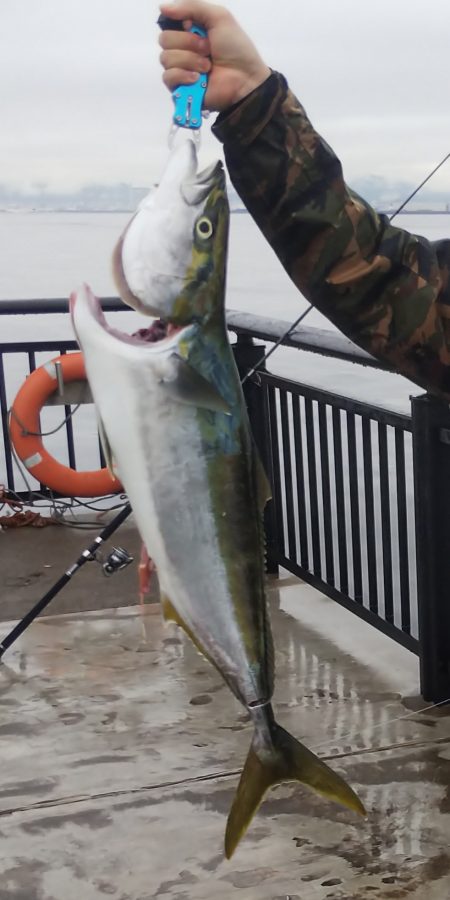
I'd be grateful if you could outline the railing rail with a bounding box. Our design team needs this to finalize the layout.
[1,298,450,702]
[0,296,389,369]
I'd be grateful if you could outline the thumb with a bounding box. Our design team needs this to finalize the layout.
[159,1,223,30]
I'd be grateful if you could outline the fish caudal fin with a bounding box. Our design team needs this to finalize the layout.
[225,722,365,859]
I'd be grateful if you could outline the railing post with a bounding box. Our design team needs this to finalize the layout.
[0,352,15,491]
[233,334,279,575]
[412,393,450,702]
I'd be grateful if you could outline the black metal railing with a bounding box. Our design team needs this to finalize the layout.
[264,375,415,650]
[1,298,450,702]
[234,331,450,705]
[234,336,417,650]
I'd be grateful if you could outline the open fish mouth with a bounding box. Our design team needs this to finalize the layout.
[70,284,183,350]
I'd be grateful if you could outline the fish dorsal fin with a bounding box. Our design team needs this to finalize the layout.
[159,355,231,415]
[97,414,116,479]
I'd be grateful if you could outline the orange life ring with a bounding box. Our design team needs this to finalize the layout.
[9,353,122,498]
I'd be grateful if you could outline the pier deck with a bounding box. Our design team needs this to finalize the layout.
[1,523,450,899]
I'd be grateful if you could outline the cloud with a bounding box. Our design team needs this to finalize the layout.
[1,0,449,193]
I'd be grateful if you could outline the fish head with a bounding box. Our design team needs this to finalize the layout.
[113,138,229,326]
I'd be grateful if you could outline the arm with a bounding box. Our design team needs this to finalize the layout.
[213,72,450,396]
[159,2,450,396]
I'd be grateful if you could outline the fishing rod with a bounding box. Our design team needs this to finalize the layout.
[0,503,133,660]
[241,150,450,385]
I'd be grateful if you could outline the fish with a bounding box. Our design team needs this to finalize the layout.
[70,138,365,858]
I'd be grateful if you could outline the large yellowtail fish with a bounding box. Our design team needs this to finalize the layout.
[70,139,364,858]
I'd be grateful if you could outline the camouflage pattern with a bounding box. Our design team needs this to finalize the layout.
[213,73,450,397]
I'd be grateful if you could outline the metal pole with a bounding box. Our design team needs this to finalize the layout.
[412,395,450,702]
[0,503,132,659]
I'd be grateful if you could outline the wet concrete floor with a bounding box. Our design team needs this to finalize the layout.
[1,562,450,898]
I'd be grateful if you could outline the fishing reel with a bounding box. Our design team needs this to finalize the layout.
[101,547,134,577]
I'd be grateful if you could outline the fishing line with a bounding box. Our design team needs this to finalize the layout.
[309,696,450,757]
[8,404,81,438]
[3,440,127,524]
[7,437,50,500]
[239,151,450,385]
[240,304,315,385]
[5,402,129,525]
[388,151,450,220]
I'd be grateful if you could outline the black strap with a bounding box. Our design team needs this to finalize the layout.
[157,14,185,32]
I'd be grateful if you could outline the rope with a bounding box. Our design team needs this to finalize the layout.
[2,440,128,526]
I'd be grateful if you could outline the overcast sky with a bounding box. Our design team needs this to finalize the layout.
[2,0,449,194]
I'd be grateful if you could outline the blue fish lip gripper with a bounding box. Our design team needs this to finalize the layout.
[157,15,209,135]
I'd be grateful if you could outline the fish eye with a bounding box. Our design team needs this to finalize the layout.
[196,217,214,240]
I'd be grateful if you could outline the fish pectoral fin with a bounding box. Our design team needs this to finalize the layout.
[159,355,231,415]
[225,721,366,859]
[97,414,116,479]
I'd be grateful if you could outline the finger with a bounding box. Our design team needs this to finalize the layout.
[160,49,211,73]
[162,68,201,91]
[159,30,209,55]
[159,2,224,30]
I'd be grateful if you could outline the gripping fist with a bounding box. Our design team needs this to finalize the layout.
[159,2,271,112]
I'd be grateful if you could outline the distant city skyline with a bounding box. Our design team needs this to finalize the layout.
[0,176,448,214]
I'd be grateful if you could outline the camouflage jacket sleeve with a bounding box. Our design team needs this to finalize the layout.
[212,72,450,397]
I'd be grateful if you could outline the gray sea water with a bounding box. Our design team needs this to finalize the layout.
[2,210,449,413]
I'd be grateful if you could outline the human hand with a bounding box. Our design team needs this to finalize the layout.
[159,1,271,112]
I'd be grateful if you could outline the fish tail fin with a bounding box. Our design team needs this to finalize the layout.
[224,721,365,859]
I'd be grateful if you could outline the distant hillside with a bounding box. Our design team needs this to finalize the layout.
[350,175,450,212]
[1,175,448,213]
